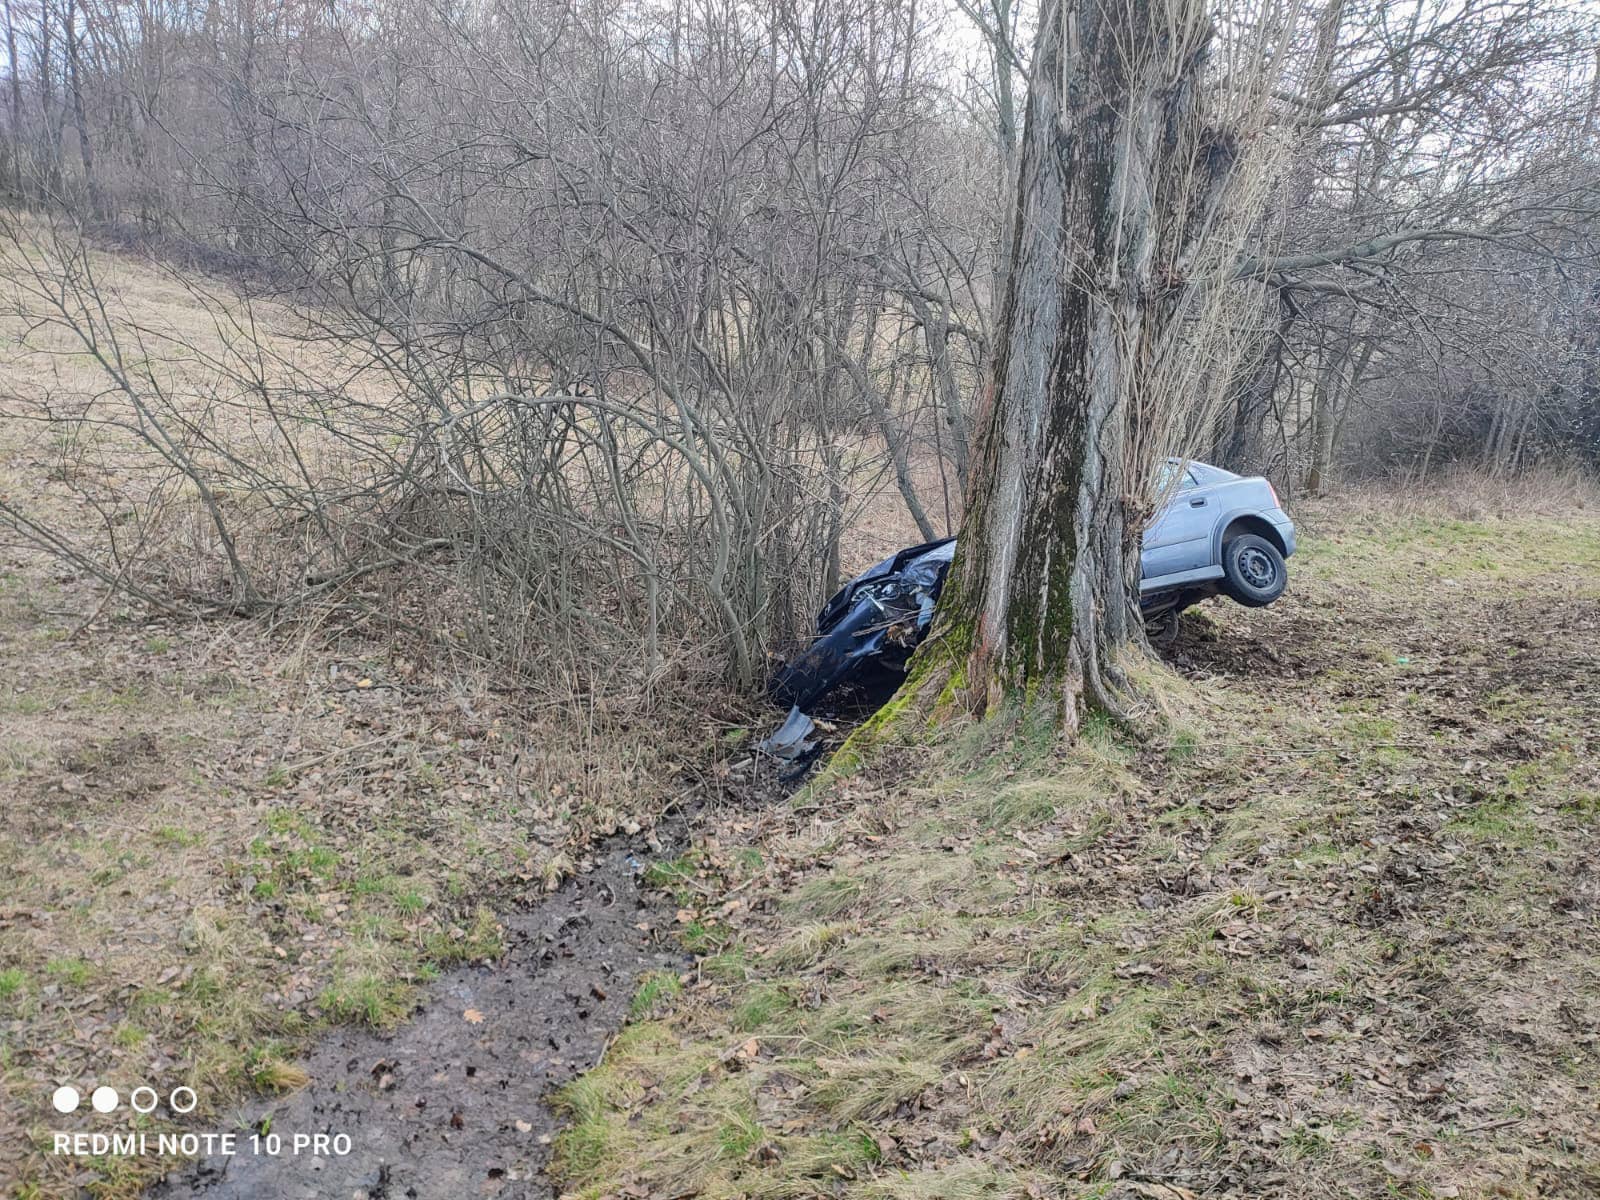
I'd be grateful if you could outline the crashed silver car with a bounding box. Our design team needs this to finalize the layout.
[763,460,1294,752]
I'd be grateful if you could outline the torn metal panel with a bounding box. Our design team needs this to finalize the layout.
[756,705,818,761]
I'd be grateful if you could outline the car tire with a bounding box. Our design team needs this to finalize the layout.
[1220,533,1287,607]
[1144,607,1181,646]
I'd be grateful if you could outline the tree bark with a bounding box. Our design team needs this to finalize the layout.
[65,0,102,219]
[3,0,23,197]
[929,0,1214,728]
[908,291,971,491]
[1215,284,1294,477]
[38,0,64,196]
[1305,362,1336,494]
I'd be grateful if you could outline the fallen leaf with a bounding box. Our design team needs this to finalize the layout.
[463,1008,485,1024]
[1132,1185,1198,1200]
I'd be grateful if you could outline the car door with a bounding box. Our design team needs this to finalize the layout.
[1141,467,1214,581]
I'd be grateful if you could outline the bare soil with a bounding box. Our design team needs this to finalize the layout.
[148,836,690,1200]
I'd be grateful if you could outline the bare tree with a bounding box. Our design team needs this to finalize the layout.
[926,0,1290,724]
[2,0,1598,709]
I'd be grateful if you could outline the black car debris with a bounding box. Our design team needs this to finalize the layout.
[759,538,954,764]
[760,461,1297,764]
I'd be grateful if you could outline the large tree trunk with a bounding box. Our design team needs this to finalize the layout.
[929,0,1214,727]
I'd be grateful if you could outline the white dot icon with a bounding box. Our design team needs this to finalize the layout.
[51,1086,81,1114]
[91,1086,119,1113]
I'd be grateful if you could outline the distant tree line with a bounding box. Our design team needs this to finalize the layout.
[1,0,1597,691]
[5,0,1599,500]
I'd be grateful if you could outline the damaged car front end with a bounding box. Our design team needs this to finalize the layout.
[759,538,955,763]
[760,459,1296,766]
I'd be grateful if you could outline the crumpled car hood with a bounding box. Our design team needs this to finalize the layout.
[769,539,956,715]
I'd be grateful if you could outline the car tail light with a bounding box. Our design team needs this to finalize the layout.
[1268,481,1280,508]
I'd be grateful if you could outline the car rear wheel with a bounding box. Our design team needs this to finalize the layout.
[1221,533,1286,607]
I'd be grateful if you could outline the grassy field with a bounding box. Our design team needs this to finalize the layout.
[0,231,732,1197]
[3,230,1597,1199]
[554,491,1600,1200]
[0,224,925,1198]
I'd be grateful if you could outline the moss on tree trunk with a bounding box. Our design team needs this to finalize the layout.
[913,0,1216,733]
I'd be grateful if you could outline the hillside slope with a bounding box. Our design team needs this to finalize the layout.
[558,496,1600,1199]
[0,224,724,1198]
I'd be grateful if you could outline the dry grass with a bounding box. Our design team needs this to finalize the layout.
[5,219,1598,1200]
[0,223,752,1197]
[0,209,970,1200]
[1326,463,1600,524]
[0,542,719,1195]
[557,496,1600,1200]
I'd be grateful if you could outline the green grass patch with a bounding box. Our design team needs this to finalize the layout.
[642,852,700,890]
[1443,795,1540,846]
[423,906,504,965]
[318,970,414,1028]
[44,957,95,988]
[629,971,684,1021]
[732,984,791,1031]
[0,967,26,1001]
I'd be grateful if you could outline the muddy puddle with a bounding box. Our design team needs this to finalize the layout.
[151,835,690,1200]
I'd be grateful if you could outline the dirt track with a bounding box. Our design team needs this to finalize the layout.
[151,838,687,1199]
